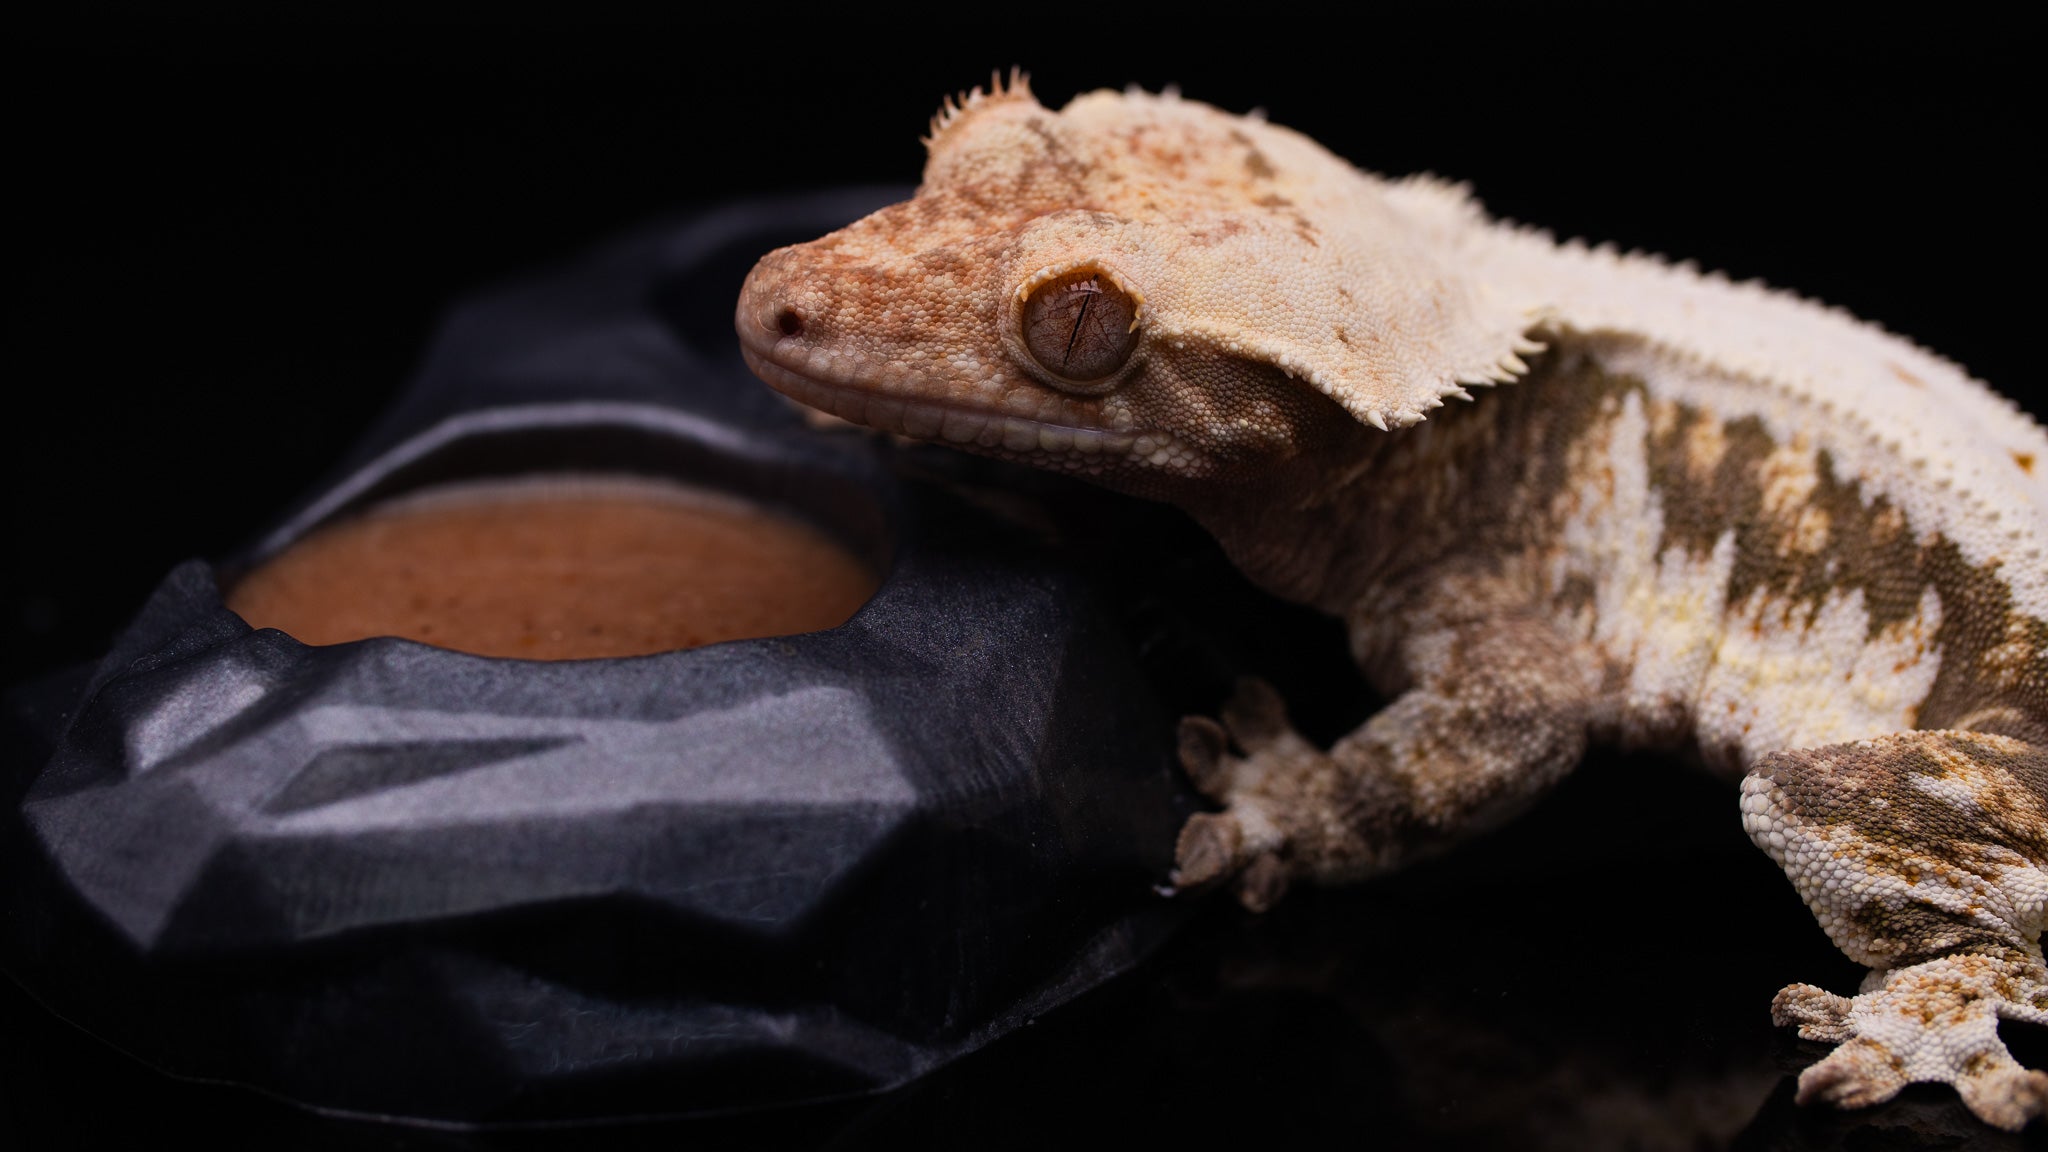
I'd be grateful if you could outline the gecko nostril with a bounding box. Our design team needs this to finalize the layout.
[777,309,804,338]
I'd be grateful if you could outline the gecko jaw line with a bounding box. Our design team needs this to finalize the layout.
[744,343,1185,462]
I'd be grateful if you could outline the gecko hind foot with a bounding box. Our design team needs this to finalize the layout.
[1746,731,2048,1128]
[1779,953,2048,1131]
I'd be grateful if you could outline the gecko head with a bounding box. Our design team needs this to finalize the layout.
[737,73,1536,498]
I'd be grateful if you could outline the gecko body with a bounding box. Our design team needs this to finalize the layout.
[737,75,2048,1129]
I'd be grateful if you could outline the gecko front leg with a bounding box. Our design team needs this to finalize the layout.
[1173,611,1597,911]
[1744,731,2048,1130]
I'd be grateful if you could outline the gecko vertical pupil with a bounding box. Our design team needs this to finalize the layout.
[1021,271,1139,384]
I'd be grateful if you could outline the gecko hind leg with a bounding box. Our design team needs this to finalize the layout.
[1742,730,2048,1130]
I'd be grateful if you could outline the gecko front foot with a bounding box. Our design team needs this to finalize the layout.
[1170,679,1336,911]
[1776,953,2048,1130]
[1170,616,1594,912]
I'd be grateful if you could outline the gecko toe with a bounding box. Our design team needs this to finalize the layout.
[1172,811,1245,889]
[1220,677,1291,749]
[1177,715,1234,793]
[1794,1038,1908,1110]
[1234,852,1290,913]
[1957,1062,2048,1132]
[1772,982,1854,1042]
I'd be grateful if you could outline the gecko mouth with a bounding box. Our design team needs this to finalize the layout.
[741,340,1194,466]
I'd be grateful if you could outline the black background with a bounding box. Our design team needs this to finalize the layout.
[9,8,2044,1149]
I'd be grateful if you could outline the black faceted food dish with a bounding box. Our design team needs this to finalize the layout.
[0,191,1191,1124]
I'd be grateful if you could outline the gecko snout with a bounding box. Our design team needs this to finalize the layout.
[735,258,812,358]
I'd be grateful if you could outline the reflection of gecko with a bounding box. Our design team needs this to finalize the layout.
[736,74,2048,1129]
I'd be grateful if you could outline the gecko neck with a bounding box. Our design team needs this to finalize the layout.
[1174,384,1514,613]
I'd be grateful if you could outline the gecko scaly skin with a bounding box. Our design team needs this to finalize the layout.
[736,74,2048,1129]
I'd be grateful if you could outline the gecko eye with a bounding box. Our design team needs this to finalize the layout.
[1020,268,1141,387]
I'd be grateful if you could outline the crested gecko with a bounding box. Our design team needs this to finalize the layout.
[736,74,2048,1129]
